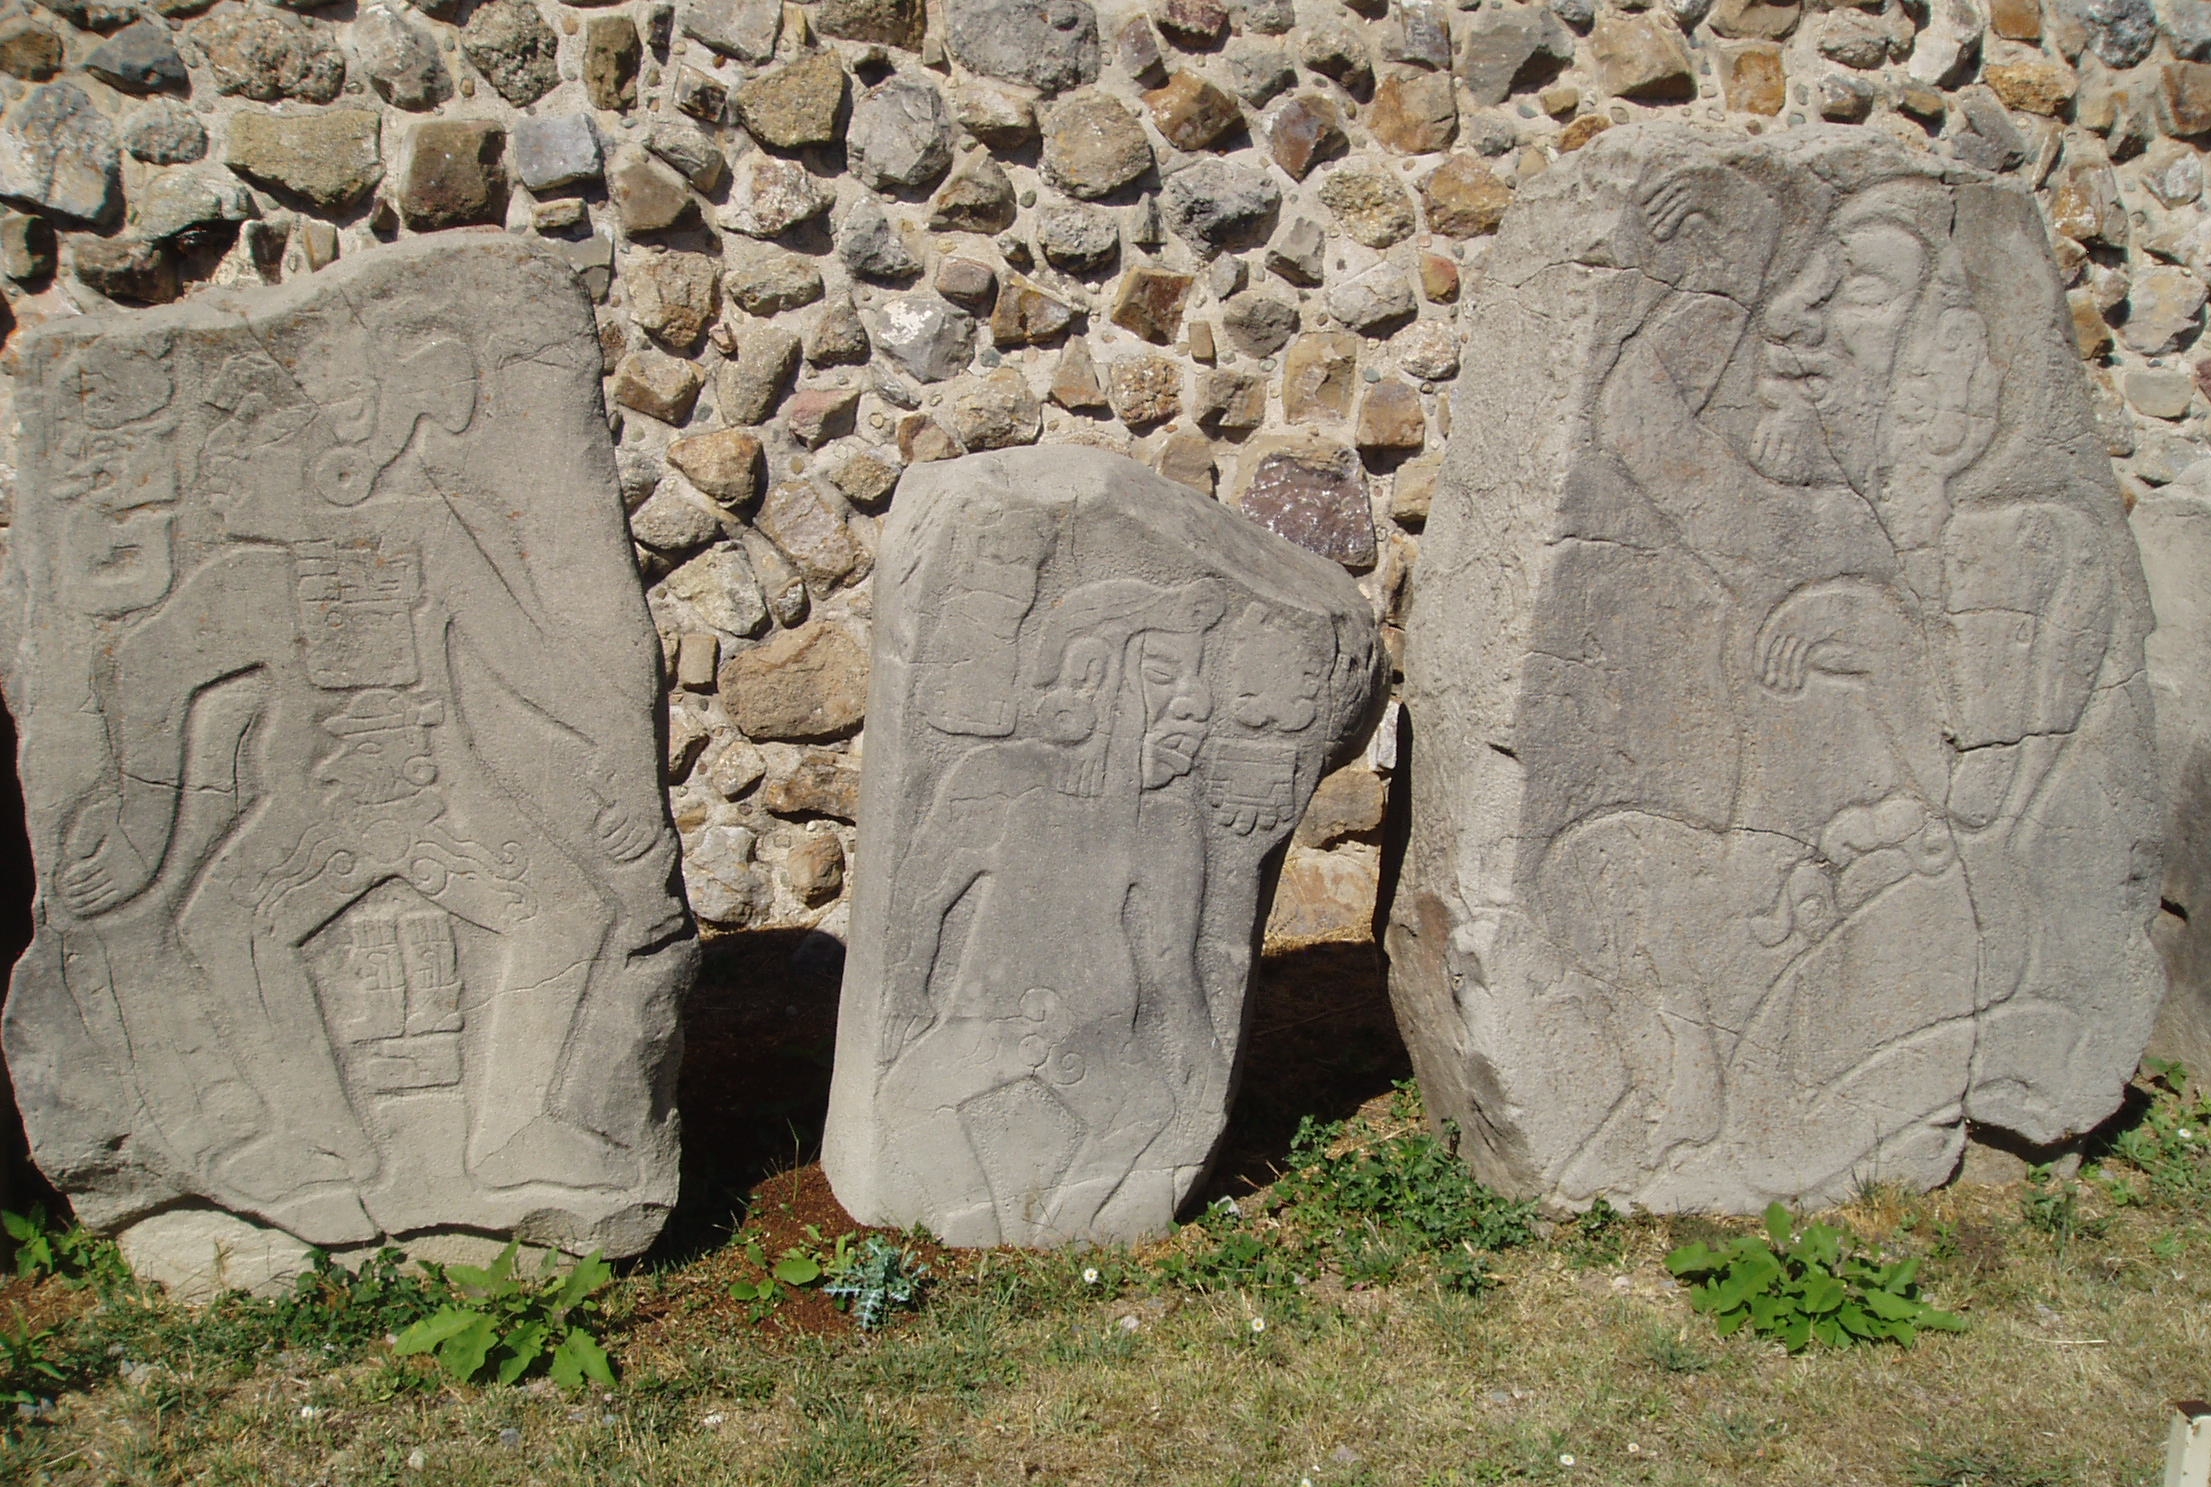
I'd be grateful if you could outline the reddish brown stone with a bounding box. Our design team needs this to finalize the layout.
[785,386,860,447]
[1109,264,1195,343]
[1269,93,1345,180]
[1419,253,1460,303]
[991,274,1075,347]
[1050,338,1109,410]
[1721,42,1785,116]
[1355,378,1425,451]
[2165,62,2211,136]
[1368,70,1457,154]
[898,413,963,461]
[1105,353,1181,425]
[1155,0,1227,47]
[1144,71,1242,150]
[1421,154,1512,237]
[1235,436,1374,567]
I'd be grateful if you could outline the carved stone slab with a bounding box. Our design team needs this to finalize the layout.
[2133,470,2211,1077]
[823,447,1382,1246]
[2,236,692,1267]
[1388,126,2163,1214]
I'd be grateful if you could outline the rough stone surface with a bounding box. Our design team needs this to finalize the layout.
[719,622,869,740]
[1317,164,1417,248]
[225,108,382,211]
[821,0,926,47]
[1235,434,1374,564]
[1144,72,1243,151]
[716,152,833,238]
[123,99,206,165]
[0,21,62,82]
[822,446,1381,1246]
[736,50,848,148]
[512,115,602,195]
[582,14,640,111]
[928,151,1018,231]
[606,145,695,234]
[459,0,560,107]
[399,119,507,231]
[195,5,346,104]
[84,20,187,94]
[1035,199,1120,270]
[352,4,450,111]
[850,75,955,191]
[1390,126,2163,1214]
[1368,70,1458,154]
[2,237,691,1259]
[1162,158,1280,251]
[0,81,119,226]
[1268,92,1345,180]
[722,240,823,313]
[945,0,1101,93]
[838,192,922,280]
[871,292,976,382]
[1456,4,1573,106]
[1042,92,1153,198]
[625,248,720,351]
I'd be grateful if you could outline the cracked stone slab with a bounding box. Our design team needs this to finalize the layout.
[824,446,1382,1247]
[1,235,693,1265]
[1388,124,2163,1215]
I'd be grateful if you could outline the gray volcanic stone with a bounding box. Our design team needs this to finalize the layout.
[354,3,452,111]
[0,82,119,225]
[837,192,921,281]
[1455,3,1573,106]
[84,20,188,93]
[849,75,954,191]
[125,100,207,163]
[1161,158,1280,251]
[132,167,257,241]
[1389,125,2164,1215]
[945,0,1100,93]
[2065,0,2158,65]
[822,446,1382,1247]
[682,0,780,59]
[460,0,559,107]
[871,292,975,381]
[1,235,691,1262]
[2134,471,2211,1078]
[194,4,346,103]
[1035,199,1118,270]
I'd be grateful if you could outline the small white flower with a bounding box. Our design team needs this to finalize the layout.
[1627,1443,1641,1456]
[1250,1316,1266,1334]
[701,1413,727,1428]
[405,1449,427,1472]
[2182,1129,2195,1141]
[1559,1454,1576,1467]
[298,1405,320,1420]
[1083,1267,1101,1285]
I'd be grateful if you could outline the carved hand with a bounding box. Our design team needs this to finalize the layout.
[57,790,156,917]
[1755,585,1885,695]
[585,762,660,863]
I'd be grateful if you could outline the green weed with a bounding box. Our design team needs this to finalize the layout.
[392,1243,616,1390]
[1666,1203,1967,1352]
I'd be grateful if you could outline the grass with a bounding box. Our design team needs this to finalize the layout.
[0,945,2206,1486]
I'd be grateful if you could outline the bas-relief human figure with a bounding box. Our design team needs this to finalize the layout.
[2,236,692,1259]
[1390,127,2162,1214]
[824,448,1381,1247]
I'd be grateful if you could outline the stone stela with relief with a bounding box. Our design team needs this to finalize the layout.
[2,236,693,1263]
[823,447,1382,1247]
[1388,125,2165,1215]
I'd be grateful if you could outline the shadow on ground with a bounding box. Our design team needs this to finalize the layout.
[644,931,1412,1267]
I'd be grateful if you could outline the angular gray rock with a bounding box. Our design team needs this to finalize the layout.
[870,292,974,381]
[945,0,1100,93]
[1389,125,2164,1214]
[1455,3,1572,106]
[353,3,452,111]
[823,446,1382,1246]
[837,192,921,281]
[83,20,188,93]
[123,99,207,165]
[0,82,120,226]
[1,235,692,1265]
[459,0,559,107]
[848,74,954,191]
[512,114,603,194]
[1161,158,1281,252]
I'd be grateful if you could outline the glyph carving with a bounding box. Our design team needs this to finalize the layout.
[3,236,691,1263]
[1389,127,2163,1213]
[824,448,1382,1246]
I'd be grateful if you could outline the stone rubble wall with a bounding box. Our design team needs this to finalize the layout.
[0,0,2196,954]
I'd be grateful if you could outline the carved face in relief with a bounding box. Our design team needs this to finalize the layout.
[1753,184,1941,491]
[1137,629,1211,788]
